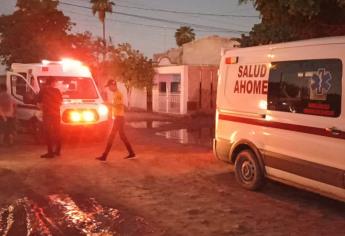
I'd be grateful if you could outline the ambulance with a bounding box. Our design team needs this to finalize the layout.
[6,59,109,139]
[214,36,345,202]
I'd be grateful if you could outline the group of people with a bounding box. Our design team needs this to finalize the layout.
[0,79,135,160]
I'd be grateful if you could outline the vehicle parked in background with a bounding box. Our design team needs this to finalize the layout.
[6,59,109,140]
[214,36,345,202]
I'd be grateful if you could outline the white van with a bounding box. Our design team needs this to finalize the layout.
[214,36,345,202]
[6,59,109,139]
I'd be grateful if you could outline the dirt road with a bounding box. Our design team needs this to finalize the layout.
[0,113,344,235]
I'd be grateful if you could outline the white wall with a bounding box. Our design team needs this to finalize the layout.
[117,82,147,110]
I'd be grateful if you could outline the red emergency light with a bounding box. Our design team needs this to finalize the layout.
[225,57,238,64]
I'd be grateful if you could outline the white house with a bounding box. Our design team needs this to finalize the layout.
[153,36,239,115]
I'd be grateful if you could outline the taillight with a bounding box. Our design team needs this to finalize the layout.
[62,109,99,124]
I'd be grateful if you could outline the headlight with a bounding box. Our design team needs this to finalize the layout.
[82,110,96,122]
[70,111,82,122]
[62,109,99,124]
[98,104,109,116]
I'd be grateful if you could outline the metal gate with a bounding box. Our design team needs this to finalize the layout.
[157,76,181,114]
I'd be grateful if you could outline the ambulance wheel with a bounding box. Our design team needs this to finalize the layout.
[234,149,264,190]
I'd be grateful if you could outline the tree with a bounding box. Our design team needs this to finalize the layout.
[239,0,345,46]
[108,43,155,109]
[175,26,196,47]
[0,0,73,67]
[90,0,115,59]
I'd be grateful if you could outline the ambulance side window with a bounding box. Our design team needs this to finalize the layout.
[10,73,27,100]
[268,59,342,117]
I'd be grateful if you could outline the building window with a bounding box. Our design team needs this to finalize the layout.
[159,82,167,93]
[268,59,342,117]
[170,82,181,93]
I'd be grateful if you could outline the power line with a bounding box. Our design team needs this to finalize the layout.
[76,0,259,18]
[116,4,259,18]
[65,9,172,30]
[65,9,241,33]
[59,1,249,34]
[71,0,254,32]
[114,11,247,33]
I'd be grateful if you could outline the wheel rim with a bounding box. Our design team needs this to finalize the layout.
[241,160,255,182]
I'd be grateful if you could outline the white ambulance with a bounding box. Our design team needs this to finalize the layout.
[214,36,345,202]
[6,59,109,139]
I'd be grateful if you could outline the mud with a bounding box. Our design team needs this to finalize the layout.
[0,194,153,236]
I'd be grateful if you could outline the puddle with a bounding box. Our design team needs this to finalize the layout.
[0,194,154,236]
[127,121,171,129]
[156,127,214,147]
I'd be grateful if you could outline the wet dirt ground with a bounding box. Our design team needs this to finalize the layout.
[0,112,344,236]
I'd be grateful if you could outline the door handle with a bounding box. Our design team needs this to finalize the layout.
[325,127,342,136]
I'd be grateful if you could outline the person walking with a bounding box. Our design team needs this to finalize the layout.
[36,78,63,158]
[0,84,16,146]
[96,80,135,161]
[101,79,115,119]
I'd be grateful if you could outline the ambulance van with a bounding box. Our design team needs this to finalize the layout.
[6,59,109,139]
[214,36,345,202]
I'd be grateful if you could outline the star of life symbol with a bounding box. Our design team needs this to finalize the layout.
[311,68,332,96]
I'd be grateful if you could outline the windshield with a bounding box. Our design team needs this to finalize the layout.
[38,76,99,99]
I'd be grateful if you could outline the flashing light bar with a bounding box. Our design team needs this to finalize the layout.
[60,58,82,68]
[40,58,92,77]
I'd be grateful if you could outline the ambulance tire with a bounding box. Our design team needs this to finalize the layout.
[234,149,264,190]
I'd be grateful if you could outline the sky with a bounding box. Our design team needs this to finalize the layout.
[0,0,260,73]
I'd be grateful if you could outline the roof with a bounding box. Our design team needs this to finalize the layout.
[154,35,239,66]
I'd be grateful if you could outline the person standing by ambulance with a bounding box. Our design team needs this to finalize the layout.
[36,78,63,158]
[96,80,135,161]
[0,84,16,146]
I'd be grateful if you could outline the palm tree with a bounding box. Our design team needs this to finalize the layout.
[90,0,115,58]
[175,26,196,47]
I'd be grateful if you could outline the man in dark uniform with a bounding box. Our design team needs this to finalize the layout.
[96,80,135,161]
[36,78,63,158]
